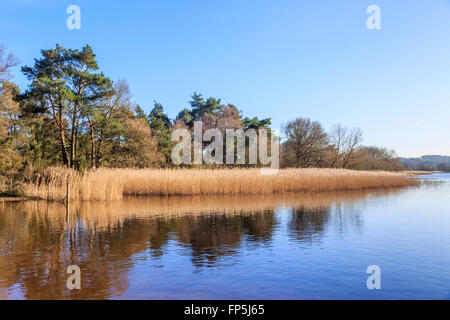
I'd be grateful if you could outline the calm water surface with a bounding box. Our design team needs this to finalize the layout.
[0,173,449,299]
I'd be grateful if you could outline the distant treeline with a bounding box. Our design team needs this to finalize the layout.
[400,155,450,172]
[1,44,404,184]
[280,119,403,171]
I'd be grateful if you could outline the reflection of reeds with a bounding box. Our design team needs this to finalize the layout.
[22,167,416,201]
[5,189,404,230]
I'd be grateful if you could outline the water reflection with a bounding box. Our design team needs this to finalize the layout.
[0,189,406,299]
[289,207,330,243]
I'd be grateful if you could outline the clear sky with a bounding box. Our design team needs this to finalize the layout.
[1,0,449,157]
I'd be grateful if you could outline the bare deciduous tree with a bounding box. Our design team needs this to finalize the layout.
[329,124,362,168]
[0,44,20,82]
[282,118,328,167]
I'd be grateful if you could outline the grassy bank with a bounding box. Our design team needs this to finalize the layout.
[20,167,417,201]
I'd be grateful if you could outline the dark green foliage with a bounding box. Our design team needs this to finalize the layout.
[243,117,271,130]
[21,44,113,168]
[149,102,173,163]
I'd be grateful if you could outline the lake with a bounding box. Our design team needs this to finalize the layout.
[0,173,449,299]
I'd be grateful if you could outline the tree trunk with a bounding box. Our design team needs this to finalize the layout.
[58,124,69,167]
[70,105,78,168]
[89,122,96,169]
[55,105,70,167]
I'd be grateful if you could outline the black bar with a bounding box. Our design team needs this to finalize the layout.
[1,300,448,318]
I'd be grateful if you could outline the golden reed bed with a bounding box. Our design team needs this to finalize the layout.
[22,167,417,201]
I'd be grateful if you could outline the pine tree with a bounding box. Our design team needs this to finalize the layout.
[149,102,173,163]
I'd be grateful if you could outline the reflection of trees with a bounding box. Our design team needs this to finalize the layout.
[287,195,370,243]
[288,206,330,243]
[0,201,277,298]
[242,209,276,243]
[0,188,405,299]
[171,210,277,267]
[0,206,143,299]
[329,203,363,236]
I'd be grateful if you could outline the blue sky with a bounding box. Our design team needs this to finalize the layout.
[1,0,450,157]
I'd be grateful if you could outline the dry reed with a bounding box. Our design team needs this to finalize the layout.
[21,167,417,201]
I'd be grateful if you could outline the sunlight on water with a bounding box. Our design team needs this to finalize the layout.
[0,174,449,299]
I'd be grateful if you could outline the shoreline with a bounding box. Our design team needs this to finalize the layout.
[0,183,416,203]
[403,170,444,176]
[0,195,40,202]
[0,197,32,202]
